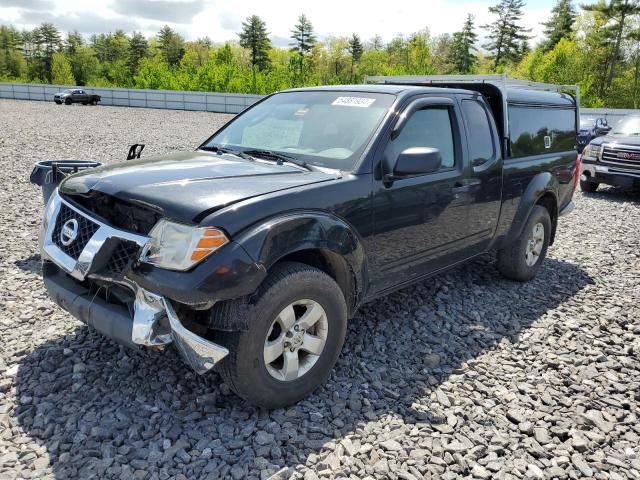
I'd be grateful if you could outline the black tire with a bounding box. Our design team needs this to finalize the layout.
[55,101,62,105]
[580,179,599,193]
[91,99,98,105]
[215,262,347,408]
[81,102,87,105]
[65,98,72,105]
[497,205,551,282]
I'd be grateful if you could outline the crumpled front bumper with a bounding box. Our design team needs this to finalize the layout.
[40,190,229,374]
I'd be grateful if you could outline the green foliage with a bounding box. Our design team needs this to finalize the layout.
[51,51,74,84]
[482,0,532,68]
[239,15,271,72]
[1,8,640,108]
[541,0,576,52]
[157,26,185,66]
[290,14,316,82]
[450,15,478,73]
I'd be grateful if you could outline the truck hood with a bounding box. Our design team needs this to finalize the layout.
[59,151,336,222]
[590,134,640,147]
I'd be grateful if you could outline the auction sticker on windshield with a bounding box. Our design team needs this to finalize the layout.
[332,96,376,107]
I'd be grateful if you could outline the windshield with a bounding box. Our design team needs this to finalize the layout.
[63,89,73,94]
[612,116,640,135]
[579,117,595,128]
[203,91,395,171]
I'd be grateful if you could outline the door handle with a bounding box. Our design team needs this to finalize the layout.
[451,179,481,194]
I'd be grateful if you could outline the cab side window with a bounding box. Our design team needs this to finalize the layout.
[386,107,456,170]
[462,99,495,163]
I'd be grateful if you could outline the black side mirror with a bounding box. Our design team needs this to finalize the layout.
[596,126,611,135]
[386,147,442,181]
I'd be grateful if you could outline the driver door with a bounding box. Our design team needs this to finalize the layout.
[369,95,472,292]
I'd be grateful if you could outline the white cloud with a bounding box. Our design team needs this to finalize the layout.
[4,0,550,46]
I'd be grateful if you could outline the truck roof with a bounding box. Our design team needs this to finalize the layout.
[284,84,476,97]
[284,84,576,107]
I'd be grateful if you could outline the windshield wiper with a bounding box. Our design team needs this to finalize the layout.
[200,144,254,161]
[243,149,313,171]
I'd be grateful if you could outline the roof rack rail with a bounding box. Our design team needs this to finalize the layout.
[363,74,580,103]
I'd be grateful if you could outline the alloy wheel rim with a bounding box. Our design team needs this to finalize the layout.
[263,299,328,381]
[525,222,545,267]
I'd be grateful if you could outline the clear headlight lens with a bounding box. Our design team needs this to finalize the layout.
[140,219,229,271]
[582,144,600,161]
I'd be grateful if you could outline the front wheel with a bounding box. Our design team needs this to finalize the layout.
[65,98,72,105]
[497,205,551,282]
[215,262,347,408]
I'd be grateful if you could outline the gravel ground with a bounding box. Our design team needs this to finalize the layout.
[0,98,639,480]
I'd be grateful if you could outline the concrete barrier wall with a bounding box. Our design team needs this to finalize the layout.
[0,82,264,114]
[2,83,638,120]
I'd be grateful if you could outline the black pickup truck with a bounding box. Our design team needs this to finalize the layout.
[39,79,578,408]
[54,88,101,105]
[580,114,640,192]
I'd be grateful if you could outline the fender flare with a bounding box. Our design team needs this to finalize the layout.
[504,172,558,245]
[235,211,368,311]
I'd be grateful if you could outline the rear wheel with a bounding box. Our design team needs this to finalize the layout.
[580,179,599,193]
[216,262,347,408]
[497,205,551,282]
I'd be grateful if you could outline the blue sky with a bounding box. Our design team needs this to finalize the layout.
[0,0,559,46]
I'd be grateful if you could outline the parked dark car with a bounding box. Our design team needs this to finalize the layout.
[39,80,579,408]
[577,115,611,152]
[54,88,101,105]
[581,114,640,192]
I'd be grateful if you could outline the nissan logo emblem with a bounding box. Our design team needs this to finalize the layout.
[60,219,79,246]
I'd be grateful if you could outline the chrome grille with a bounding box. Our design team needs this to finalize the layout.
[103,240,140,277]
[52,204,99,259]
[601,145,640,172]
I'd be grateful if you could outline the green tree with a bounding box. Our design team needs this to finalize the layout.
[51,51,74,84]
[347,33,364,80]
[0,26,25,78]
[69,46,98,85]
[157,25,185,66]
[582,0,640,93]
[37,23,62,82]
[238,15,271,71]
[238,15,271,91]
[482,0,531,68]
[450,14,478,73]
[290,14,316,82]
[541,0,576,52]
[128,31,148,77]
[65,30,84,55]
[216,43,234,65]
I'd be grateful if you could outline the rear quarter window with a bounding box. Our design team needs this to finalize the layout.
[508,106,576,158]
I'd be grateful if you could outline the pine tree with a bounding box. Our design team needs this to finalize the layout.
[157,25,184,66]
[238,15,272,89]
[450,14,478,73]
[290,14,316,81]
[347,33,364,80]
[482,0,532,69]
[541,0,576,52]
[582,0,640,93]
[128,32,148,76]
[65,30,84,55]
[38,23,62,82]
